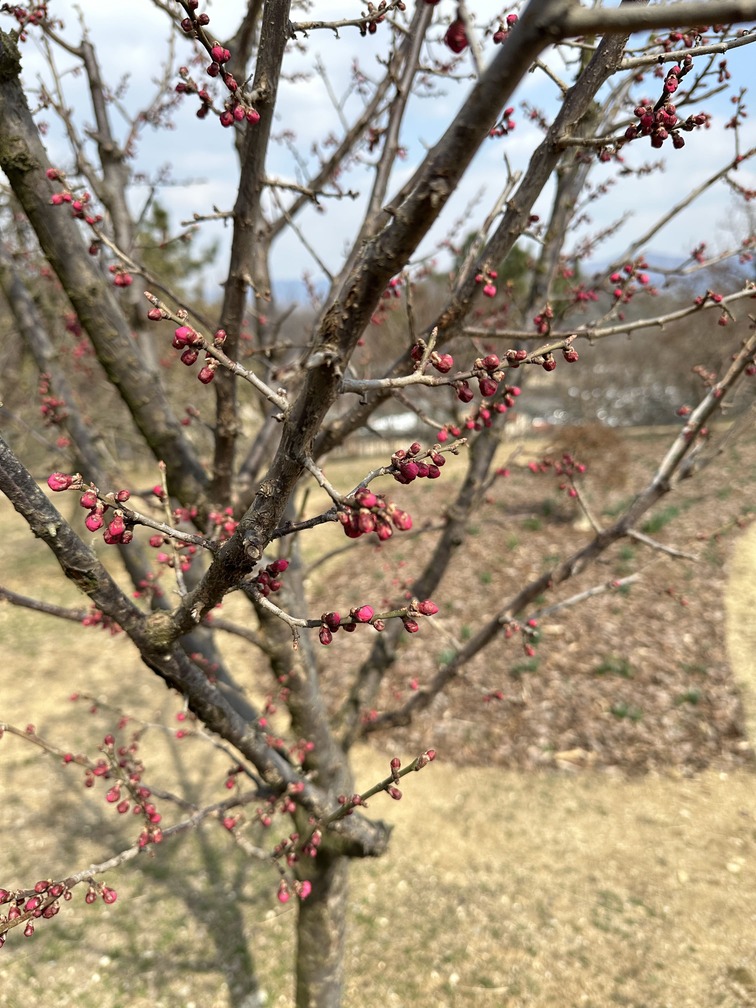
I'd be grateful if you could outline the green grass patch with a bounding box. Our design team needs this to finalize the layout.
[676,688,703,705]
[610,701,643,721]
[594,655,634,679]
[642,505,680,534]
[510,658,539,679]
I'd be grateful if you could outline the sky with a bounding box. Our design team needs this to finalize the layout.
[9,0,756,297]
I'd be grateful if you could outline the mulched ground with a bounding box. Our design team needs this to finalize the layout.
[317,422,756,773]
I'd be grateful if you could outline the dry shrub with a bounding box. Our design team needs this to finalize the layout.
[547,422,630,493]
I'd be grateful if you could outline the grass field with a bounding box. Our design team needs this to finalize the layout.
[1,425,755,1007]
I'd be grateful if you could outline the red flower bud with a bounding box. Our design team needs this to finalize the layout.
[47,472,74,492]
[444,17,469,53]
[418,600,439,616]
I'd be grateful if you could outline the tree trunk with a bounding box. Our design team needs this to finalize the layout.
[295,853,350,1008]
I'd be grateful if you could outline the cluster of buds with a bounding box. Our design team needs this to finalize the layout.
[175,62,260,128]
[499,616,541,657]
[489,107,516,138]
[693,289,733,327]
[81,606,122,634]
[318,599,439,645]
[436,422,462,443]
[461,379,522,431]
[38,373,67,428]
[370,275,403,326]
[410,341,454,374]
[0,880,73,944]
[108,263,133,288]
[382,275,402,300]
[473,353,507,398]
[148,534,197,576]
[624,61,709,150]
[78,728,164,846]
[338,486,413,541]
[570,283,599,306]
[391,441,445,484]
[81,488,132,545]
[360,0,403,35]
[658,26,723,52]
[219,101,260,129]
[452,354,524,423]
[533,304,554,336]
[205,507,238,542]
[178,0,210,32]
[503,348,529,368]
[47,172,101,225]
[528,451,586,498]
[3,2,49,41]
[276,879,313,904]
[493,12,519,43]
[148,318,224,385]
[250,558,289,597]
[46,474,134,545]
[691,362,719,389]
[475,269,498,298]
[693,289,723,308]
[609,259,652,302]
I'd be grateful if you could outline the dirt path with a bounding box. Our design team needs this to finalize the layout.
[725,520,756,745]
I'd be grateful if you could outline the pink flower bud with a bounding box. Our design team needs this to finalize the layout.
[173,325,195,348]
[431,353,454,374]
[108,515,125,538]
[375,519,393,541]
[47,472,74,492]
[391,509,412,531]
[277,881,291,904]
[418,600,439,616]
[85,511,104,532]
[357,509,376,533]
[211,44,230,64]
[478,376,498,398]
[181,348,199,366]
[352,605,374,624]
[456,381,474,403]
[355,488,378,508]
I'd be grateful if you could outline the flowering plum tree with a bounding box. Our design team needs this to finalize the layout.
[0,1,755,1005]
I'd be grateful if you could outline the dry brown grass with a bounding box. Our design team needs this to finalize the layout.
[1,424,755,1006]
